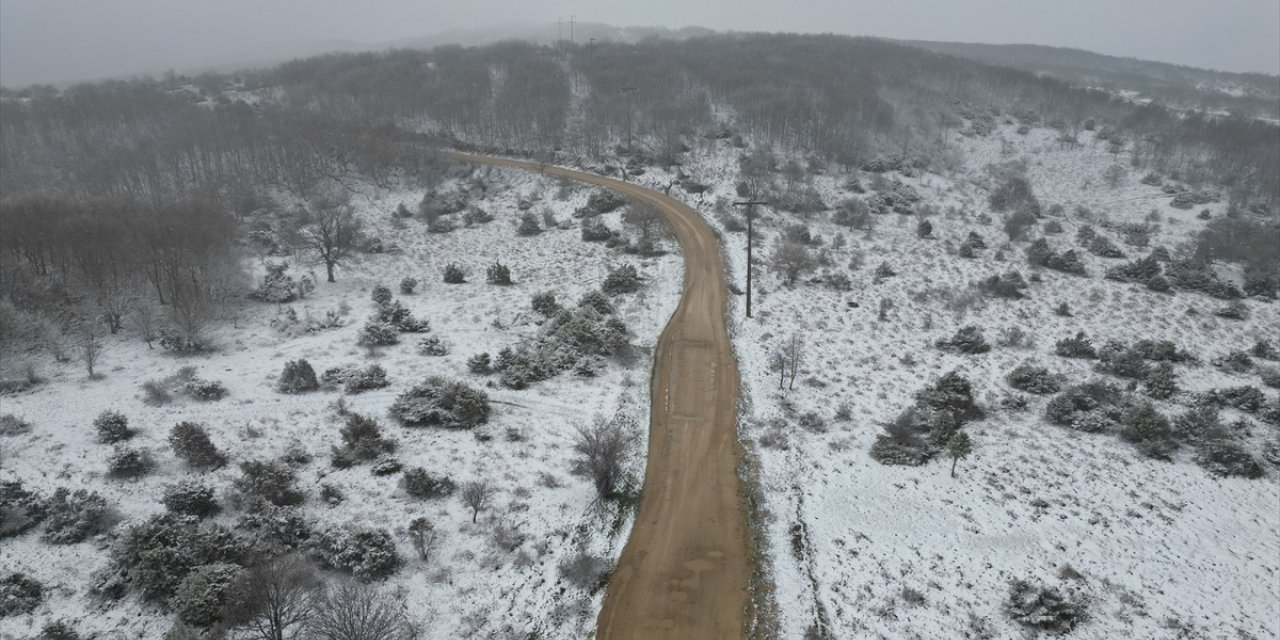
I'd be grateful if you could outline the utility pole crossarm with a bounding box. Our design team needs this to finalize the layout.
[732,199,768,319]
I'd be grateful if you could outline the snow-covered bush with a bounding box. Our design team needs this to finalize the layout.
[578,290,614,315]
[399,277,418,295]
[372,301,429,333]
[183,378,227,402]
[872,372,983,466]
[276,359,319,393]
[310,528,401,582]
[467,353,491,374]
[1,481,44,539]
[1005,579,1087,634]
[401,468,457,499]
[234,460,304,507]
[0,572,43,617]
[0,414,31,436]
[486,261,513,285]
[390,377,491,428]
[162,481,219,518]
[417,336,449,356]
[333,413,395,465]
[1087,234,1125,259]
[581,219,613,242]
[443,263,465,284]
[1044,381,1123,433]
[113,514,248,602]
[171,563,243,627]
[1201,386,1267,413]
[42,488,110,544]
[249,263,299,304]
[559,547,609,592]
[1054,332,1097,359]
[94,410,133,443]
[531,292,562,317]
[602,264,642,296]
[107,446,154,479]
[517,212,542,236]
[978,271,1028,299]
[370,285,393,307]
[936,326,991,354]
[1026,239,1087,275]
[1006,365,1063,394]
[236,505,313,552]
[1119,402,1178,460]
[158,329,209,354]
[169,422,227,470]
[357,320,400,347]
[583,190,626,215]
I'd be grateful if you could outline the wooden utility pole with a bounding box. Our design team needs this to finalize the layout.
[621,86,638,153]
[733,198,767,318]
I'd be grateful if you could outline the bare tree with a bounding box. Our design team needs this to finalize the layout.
[307,582,406,640]
[769,240,816,287]
[768,333,805,391]
[407,517,436,562]
[572,414,636,499]
[130,304,161,349]
[76,323,104,378]
[622,200,667,242]
[227,555,324,640]
[460,480,493,524]
[297,193,363,283]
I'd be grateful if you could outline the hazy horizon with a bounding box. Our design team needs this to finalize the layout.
[2,0,1278,88]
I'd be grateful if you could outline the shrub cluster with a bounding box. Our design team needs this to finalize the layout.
[310,527,401,582]
[163,481,219,518]
[977,271,1028,299]
[322,364,389,393]
[233,460,304,507]
[401,467,457,499]
[1006,579,1087,634]
[112,514,248,601]
[330,413,396,467]
[276,359,319,393]
[1026,239,1086,275]
[390,377,491,428]
[870,371,983,466]
[602,264,642,296]
[935,326,991,354]
[42,488,111,544]
[94,410,133,443]
[1006,365,1063,394]
[169,422,227,470]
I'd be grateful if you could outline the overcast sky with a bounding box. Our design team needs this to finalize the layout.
[2,0,1277,87]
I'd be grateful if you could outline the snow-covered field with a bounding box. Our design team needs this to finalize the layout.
[637,124,1280,638]
[0,167,681,638]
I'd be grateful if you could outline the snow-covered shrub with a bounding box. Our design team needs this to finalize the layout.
[234,460,304,507]
[1006,365,1062,394]
[334,413,395,465]
[370,285,393,307]
[1119,402,1178,460]
[872,372,984,465]
[1005,579,1087,634]
[94,410,133,443]
[39,621,80,639]
[1196,438,1264,479]
[517,212,542,236]
[1026,239,1086,275]
[249,263,299,304]
[169,422,227,470]
[389,377,491,428]
[114,514,248,602]
[467,353,491,374]
[1202,386,1267,413]
[357,320,399,347]
[873,261,896,282]
[0,414,31,436]
[107,447,154,479]
[158,329,209,354]
[372,301,429,333]
[936,326,990,354]
[184,378,227,402]
[1105,254,1162,285]
[1044,381,1123,433]
[578,290,614,315]
[163,481,219,518]
[42,488,110,544]
[869,409,933,466]
[583,190,626,215]
[1143,363,1179,400]
[531,292,562,317]
[978,271,1028,299]
[1215,301,1248,320]
[1095,342,1151,380]
[0,572,43,617]
[417,336,449,356]
[559,547,609,592]
[311,528,401,581]
[1087,234,1124,258]
[276,359,319,393]
[370,457,402,476]
[401,468,457,499]
[171,563,243,627]
[141,380,174,406]
[343,364,389,393]
[581,219,613,242]
[236,504,312,552]
[1214,351,1254,374]
[1054,332,1097,359]
[602,264,642,296]
[399,277,417,295]
[486,261,513,285]
[1259,366,1280,390]
[1,481,44,539]
[443,263,465,284]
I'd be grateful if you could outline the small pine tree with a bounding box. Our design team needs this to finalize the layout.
[370,286,393,306]
[169,422,227,470]
[94,410,133,444]
[486,262,513,286]
[916,219,933,239]
[947,431,973,478]
[443,264,465,284]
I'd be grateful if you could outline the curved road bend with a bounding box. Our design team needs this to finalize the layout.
[449,152,750,639]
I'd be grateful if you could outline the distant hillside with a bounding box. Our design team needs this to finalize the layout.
[898,40,1280,119]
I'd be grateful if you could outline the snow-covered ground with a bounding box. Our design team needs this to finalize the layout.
[640,124,1280,638]
[0,167,681,638]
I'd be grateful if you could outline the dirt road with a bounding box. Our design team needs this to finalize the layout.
[450,153,750,639]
